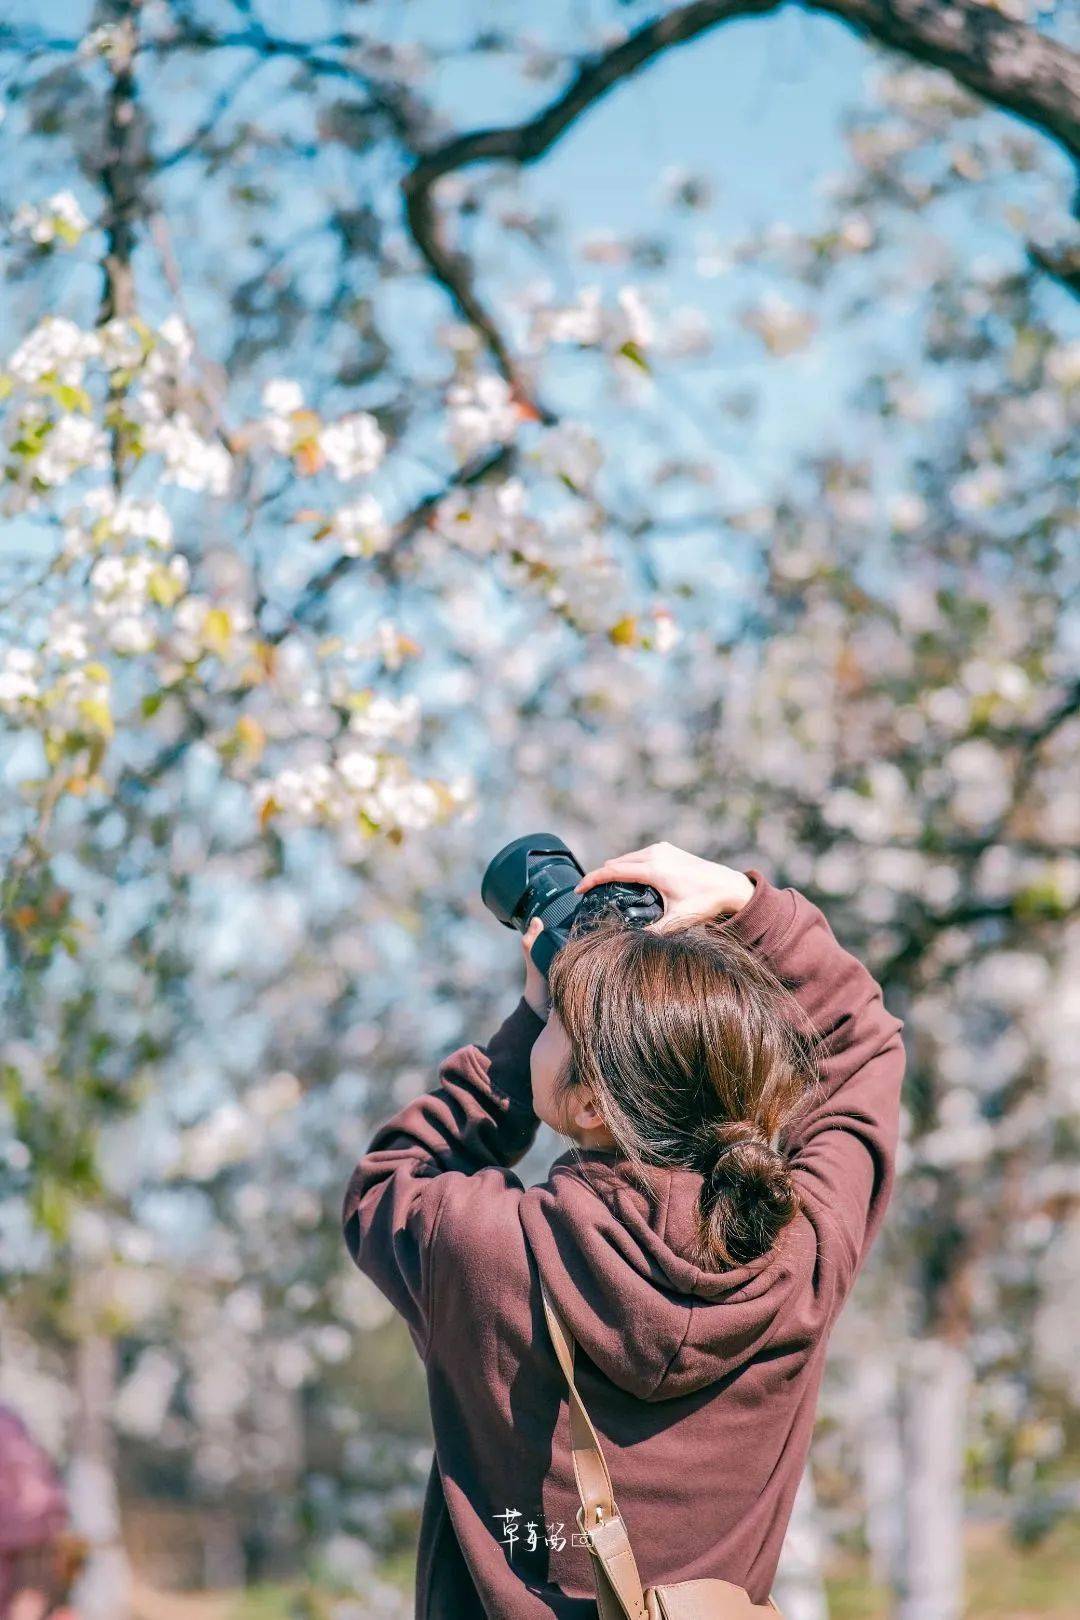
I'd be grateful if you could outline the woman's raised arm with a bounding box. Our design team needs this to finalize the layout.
[722,870,906,1295]
[341,990,545,1355]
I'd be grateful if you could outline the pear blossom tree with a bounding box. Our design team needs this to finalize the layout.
[1,4,1079,1620]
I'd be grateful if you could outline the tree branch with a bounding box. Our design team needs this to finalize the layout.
[402,0,1080,384]
[826,0,1080,160]
[403,1,779,405]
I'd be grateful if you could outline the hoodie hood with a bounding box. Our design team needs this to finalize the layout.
[519,1145,814,1402]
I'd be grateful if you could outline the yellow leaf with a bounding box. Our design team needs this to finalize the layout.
[148,567,185,608]
[234,715,265,761]
[294,439,325,477]
[77,696,114,737]
[202,608,232,657]
[609,615,638,647]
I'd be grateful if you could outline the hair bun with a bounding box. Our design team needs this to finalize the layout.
[706,1119,769,1157]
[695,1117,799,1266]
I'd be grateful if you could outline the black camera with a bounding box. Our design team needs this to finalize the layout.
[481,833,664,977]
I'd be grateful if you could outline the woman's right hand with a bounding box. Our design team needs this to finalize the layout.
[573,842,754,932]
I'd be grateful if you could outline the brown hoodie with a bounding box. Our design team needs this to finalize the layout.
[343,871,905,1618]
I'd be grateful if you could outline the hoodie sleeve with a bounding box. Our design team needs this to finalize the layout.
[341,995,545,1354]
[724,870,906,1293]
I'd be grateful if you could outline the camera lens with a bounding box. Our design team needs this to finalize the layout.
[482,834,663,977]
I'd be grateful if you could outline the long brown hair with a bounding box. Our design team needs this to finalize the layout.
[546,911,819,1271]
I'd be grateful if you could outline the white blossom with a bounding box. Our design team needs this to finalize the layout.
[529,284,654,355]
[434,477,532,554]
[12,191,90,247]
[7,317,95,387]
[97,318,145,372]
[330,493,391,556]
[651,606,682,655]
[534,422,602,491]
[182,1103,253,1179]
[1046,341,1080,389]
[838,213,875,252]
[45,606,91,663]
[445,373,519,462]
[348,692,420,747]
[319,411,386,479]
[950,464,1005,513]
[0,649,39,712]
[337,748,380,792]
[143,413,231,495]
[34,414,109,487]
[257,378,307,453]
[366,765,442,832]
[741,293,816,357]
[889,492,928,532]
[262,377,304,416]
[156,313,194,365]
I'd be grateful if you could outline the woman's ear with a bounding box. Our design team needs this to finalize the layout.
[569,1088,606,1133]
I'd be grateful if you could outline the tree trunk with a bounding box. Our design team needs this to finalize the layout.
[856,1354,905,1592]
[896,1338,970,1620]
[201,1510,245,1590]
[68,1334,133,1620]
[773,1464,829,1620]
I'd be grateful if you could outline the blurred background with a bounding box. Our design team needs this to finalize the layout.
[0,2,1077,1618]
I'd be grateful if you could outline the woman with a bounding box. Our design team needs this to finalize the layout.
[343,845,905,1619]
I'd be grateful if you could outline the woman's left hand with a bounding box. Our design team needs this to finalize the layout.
[521,917,548,1021]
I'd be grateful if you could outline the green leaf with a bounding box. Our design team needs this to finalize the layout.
[617,340,650,372]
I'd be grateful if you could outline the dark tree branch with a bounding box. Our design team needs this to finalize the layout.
[264,441,518,638]
[403,1,779,406]
[403,0,1080,386]
[827,0,1080,159]
[97,1,147,328]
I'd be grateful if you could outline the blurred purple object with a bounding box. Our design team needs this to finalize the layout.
[0,1403,69,1616]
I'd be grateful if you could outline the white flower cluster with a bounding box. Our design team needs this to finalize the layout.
[10,409,109,490]
[165,596,254,668]
[321,412,386,479]
[62,488,174,560]
[78,22,127,62]
[0,648,39,715]
[144,414,231,495]
[261,377,305,438]
[433,477,535,555]
[650,606,682,656]
[740,293,816,357]
[4,654,114,738]
[328,493,391,557]
[1046,341,1080,390]
[529,285,654,355]
[533,421,602,492]
[12,191,90,248]
[88,552,191,656]
[873,65,976,120]
[444,372,520,463]
[48,487,190,660]
[950,464,1006,514]
[250,685,478,844]
[2,313,232,506]
[131,316,232,495]
[346,691,420,748]
[255,747,470,843]
[8,315,95,387]
[256,377,386,480]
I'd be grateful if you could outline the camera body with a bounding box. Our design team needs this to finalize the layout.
[481,833,664,977]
